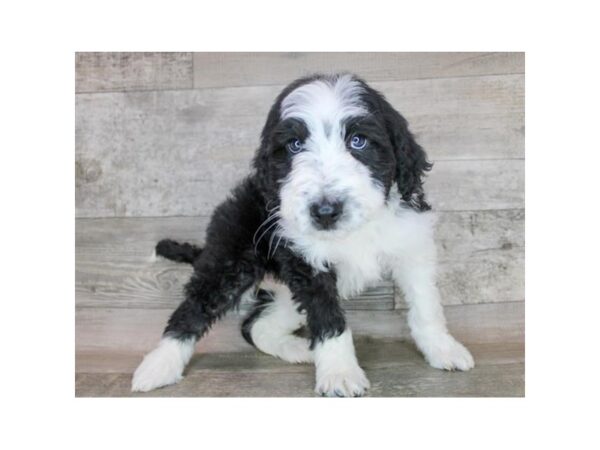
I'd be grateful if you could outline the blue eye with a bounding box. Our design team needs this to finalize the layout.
[349,134,368,150]
[286,139,303,153]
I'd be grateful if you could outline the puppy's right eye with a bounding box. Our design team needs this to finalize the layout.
[286,139,303,154]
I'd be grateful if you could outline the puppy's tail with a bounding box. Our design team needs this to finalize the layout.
[155,239,203,265]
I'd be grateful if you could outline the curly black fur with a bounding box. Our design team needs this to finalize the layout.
[357,80,433,210]
[155,73,430,350]
[156,239,203,264]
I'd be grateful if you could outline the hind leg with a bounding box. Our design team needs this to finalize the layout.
[242,276,313,363]
[132,257,259,392]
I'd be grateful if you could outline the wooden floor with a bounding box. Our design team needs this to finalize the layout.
[75,218,525,397]
[77,339,524,398]
[75,209,525,398]
[76,301,524,397]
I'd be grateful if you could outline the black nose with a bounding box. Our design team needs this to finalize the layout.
[310,200,344,229]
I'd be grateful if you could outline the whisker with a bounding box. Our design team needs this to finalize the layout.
[265,200,280,214]
[267,225,280,259]
[253,219,281,254]
[252,212,280,245]
[270,230,285,259]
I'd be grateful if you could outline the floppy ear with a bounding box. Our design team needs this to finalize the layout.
[382,101,433,211]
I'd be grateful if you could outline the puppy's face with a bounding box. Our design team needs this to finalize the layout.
[254,74,430,241]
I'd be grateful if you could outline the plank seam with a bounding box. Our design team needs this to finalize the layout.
[74,299,525,311]
[76,207,526,220]
[75,72,525,96]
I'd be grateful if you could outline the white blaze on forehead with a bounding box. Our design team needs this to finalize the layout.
[280,74,367,135]
[277,74,386,261]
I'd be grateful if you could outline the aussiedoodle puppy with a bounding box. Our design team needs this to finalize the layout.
[132,73,474,396]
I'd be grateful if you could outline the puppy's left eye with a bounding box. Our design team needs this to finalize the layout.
[349,134,368,150]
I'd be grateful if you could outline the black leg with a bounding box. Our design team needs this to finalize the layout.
[291,273,345,348]
[131,253,261,393]
[274,252,344,347]
[132,177,269,392]
[164,255,259,342]
[275,253,369,397]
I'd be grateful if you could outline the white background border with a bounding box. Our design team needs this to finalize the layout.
[1,0,599,448]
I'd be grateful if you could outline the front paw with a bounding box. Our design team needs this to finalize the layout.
[315,365,371,397]
[420,334,475,371]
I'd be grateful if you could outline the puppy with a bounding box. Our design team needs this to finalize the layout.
[132,73,474,396]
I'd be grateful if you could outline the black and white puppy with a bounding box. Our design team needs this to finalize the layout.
[132,73,474,396]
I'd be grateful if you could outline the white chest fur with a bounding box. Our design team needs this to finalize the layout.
[290,197,437,299]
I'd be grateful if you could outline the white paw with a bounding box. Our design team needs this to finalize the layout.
[420,334,475,371]
[131,337,194,392]
[315,365,371,397]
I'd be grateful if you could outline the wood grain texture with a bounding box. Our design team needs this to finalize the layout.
[76,341,524,397]
[427,160,523,211]
[433,209,524,306]
[75,209,523,309]
[75,52,193,93]
[75,302,524,375]
[75,74,523,217]
[74,214,394,310]
[74,213,394,310]
[192,52,524,88]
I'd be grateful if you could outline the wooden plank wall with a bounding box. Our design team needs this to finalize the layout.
[75,52,525,310]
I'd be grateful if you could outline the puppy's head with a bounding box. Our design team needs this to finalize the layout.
[254,73,431,240]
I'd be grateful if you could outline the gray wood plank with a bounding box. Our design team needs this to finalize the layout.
[379,76,524,161]
[427,160,523,211]
[76,340,524,397]
[74,213,393,310]
[76,52,193,93]
[193,52,525,88]
[75,302,524,374]
[76,74,523,218]
[74,259,394,311]
[433,209,524,306]
[75,209,523,309]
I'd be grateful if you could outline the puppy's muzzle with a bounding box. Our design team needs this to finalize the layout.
[310,199,344,230]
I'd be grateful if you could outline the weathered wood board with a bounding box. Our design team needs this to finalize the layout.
[76,340,524,397]
[74,52,524,94]
[191,52,524,89]
[75,52,193,93]
[433,208,524,306]
[75,74,523,218]
[74,213,394,310]
[75,302,524,373]
[75,209,523,309]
